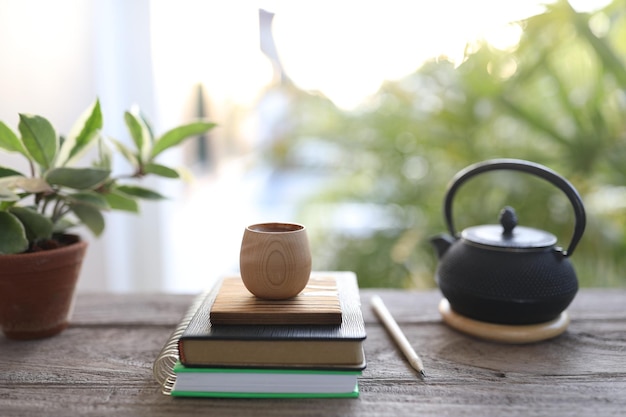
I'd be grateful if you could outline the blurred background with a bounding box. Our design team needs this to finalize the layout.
[0,0,623,293]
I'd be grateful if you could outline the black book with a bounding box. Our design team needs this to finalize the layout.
[178,271,367,370]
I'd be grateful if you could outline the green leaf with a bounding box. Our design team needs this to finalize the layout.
[13,177,52,193]
[57,99,104,166]
[110,138,139,167]
[116,185,166,200]
[18,114,58,170]
[46,167,110,190]
[9,206,53,242]
[71,99,103,160]
[104,190,140,212]
[144,163,180,178]
[138,111,156,144]
[0,166,24,178]
[53,217,75,233]
[94,135,113,170]
[0,211,29,254]
[124,111,147,162]
[150,121,216,159]
[70,203,105,236]
[69,191,110,210]
[0,187,19,202]
[0,121,27,155]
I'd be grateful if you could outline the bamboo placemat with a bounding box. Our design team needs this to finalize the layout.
[210,275,342,325]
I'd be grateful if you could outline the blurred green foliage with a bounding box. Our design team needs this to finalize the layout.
[263,0,626,288]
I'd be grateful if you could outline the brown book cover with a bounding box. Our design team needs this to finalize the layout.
[210,275,342,325]
[178,271,366,369]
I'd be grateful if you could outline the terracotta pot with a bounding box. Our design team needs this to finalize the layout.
[0,234,87,340]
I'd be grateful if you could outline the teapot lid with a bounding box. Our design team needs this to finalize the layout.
[461,206,557,250]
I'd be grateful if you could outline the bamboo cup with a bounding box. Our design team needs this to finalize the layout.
[239,222,312,300]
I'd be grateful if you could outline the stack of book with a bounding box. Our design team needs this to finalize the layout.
[153,271,367,398]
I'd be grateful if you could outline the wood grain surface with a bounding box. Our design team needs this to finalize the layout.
[1,289,625,417]
[210,275,342,325]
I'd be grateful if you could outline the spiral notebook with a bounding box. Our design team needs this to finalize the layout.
[153,290,209,395]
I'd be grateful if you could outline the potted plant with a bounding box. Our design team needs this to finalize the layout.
[0,99,215,340]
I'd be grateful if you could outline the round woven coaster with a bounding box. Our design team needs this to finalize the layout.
[438,298,570,344]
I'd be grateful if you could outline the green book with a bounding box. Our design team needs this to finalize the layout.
[170,362,360,398]
[178,271,367,369]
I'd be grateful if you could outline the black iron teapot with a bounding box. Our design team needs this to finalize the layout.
[431,159,586,325]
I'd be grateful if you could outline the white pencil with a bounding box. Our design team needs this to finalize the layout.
[371,295,426,378]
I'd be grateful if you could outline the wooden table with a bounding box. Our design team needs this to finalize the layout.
[1,289,625,416]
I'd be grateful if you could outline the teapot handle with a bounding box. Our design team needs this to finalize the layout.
[444,159,586,257]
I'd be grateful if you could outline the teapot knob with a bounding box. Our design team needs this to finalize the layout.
[499,206,517,235]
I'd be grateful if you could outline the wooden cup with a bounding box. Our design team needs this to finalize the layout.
[239,222,312,300]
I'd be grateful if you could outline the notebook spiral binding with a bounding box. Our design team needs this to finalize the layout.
[153,290,209,395]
